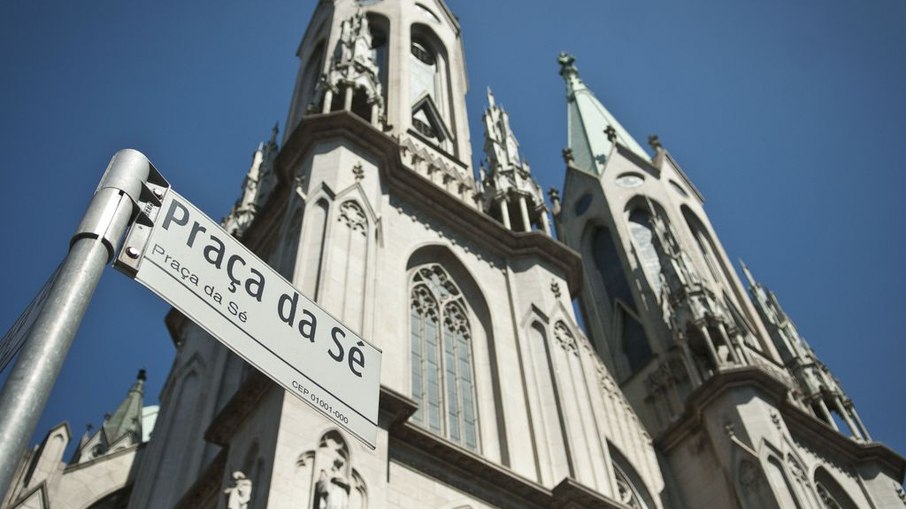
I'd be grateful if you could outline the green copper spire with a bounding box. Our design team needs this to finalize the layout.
[101,369,146,446]
[559,52,649,174]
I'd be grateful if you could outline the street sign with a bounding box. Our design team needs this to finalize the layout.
[116,189,381,448]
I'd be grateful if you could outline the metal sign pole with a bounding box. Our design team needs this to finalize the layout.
[0,149,153,497]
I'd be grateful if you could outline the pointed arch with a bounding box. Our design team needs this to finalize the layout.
[607,443,655,509]
[765,455,802,509]
[300,39,327,114]
[581,221,652,376]
[366,13,390,100]
[408,263,478,450]
[623,198,669,296]
[586,224,636,312]
[278,194,306,279]
[295,430,368,509]
[409,23,455,153]
[813,467,859,509]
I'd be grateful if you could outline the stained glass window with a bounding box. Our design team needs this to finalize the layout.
[409,264,479,451]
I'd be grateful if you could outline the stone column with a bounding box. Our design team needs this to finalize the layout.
[540,210,552,236]
[815,399,838,431]
[343,86,354,111]
[499,200,512,230]
[698,325,723,373]
[371,103,380,126]
[716,323,742,365]
[849,405,872,441]
[834,397,863,440]
[322,90,333,114]
[518,196,531,232]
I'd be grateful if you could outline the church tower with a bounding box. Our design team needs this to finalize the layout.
[553,53,905,508]
[123,2,667,509]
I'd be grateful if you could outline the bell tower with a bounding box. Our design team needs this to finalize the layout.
[554,52,782,422]
[553,53,905,508]
[286,0,472,169]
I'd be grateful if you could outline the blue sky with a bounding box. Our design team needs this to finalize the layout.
[1,0,904,461]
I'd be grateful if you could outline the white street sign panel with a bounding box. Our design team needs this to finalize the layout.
[127,190,381,447]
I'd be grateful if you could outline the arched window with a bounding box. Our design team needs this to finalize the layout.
[591,226,636,312]
[409,26,453,152]
[586,225,652,376]
[367,15,389,95]
[409,264,479,451]
[814,468,858,509]
[613,463,648,509]
[608,445,655,509]
[301,40,326,114]
[628,209,663,295]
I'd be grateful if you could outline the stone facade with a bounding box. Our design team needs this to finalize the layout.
[4,1,903,508]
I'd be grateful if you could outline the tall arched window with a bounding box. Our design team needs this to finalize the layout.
[409,25,453,152]
[409,264,478,451]
[628,209,663,295]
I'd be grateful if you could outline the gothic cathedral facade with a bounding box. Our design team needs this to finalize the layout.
[4,1,904,508]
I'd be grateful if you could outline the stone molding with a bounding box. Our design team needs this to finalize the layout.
[657,366,905,480]
[274,111,583,294]
[380,388,624,509]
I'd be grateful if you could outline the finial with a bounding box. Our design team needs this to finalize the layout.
[561,147,574,165]
[548,187,561,216]
[557,52,577,79]
[137,369,147,381]
[486,86,496,107]
[648,134,662,150]
[270,122,279,143]
[604,125,617,142]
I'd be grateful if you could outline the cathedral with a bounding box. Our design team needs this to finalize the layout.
[4,1,904,508]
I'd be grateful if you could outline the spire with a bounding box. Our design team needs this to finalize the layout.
[101,369,146,447]
[480,88,551,235]
[222,125,280,239]
[558,52,649,174]
[741,263,871,440]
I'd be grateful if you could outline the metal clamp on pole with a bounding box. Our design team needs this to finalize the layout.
[0,149,167,498]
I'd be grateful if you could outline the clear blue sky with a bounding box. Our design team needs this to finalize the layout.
[1,0,904,460]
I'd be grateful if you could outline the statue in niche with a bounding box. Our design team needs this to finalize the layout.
[313,458,351,509]
[224,471,253,509]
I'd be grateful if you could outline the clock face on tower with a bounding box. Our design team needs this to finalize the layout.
[615,173,645,188]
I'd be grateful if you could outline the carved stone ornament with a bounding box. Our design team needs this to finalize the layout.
[352,162,364,181]
[314,463,351,509]
[786,455,808,484]
[338,200,367,235]
[816,483,843,509]
[613,465,643,509]
[895,482,906,504]
[550,279,562,299]
[553,321,578,356]
[224,471,253,509]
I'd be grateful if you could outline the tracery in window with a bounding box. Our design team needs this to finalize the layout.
[409,264,478,450]
[612,462,648,509]
[814,468,858,509]
[628,209,664,295]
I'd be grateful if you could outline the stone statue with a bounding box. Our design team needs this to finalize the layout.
[224,471,253,509]
[313,459,350,509]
